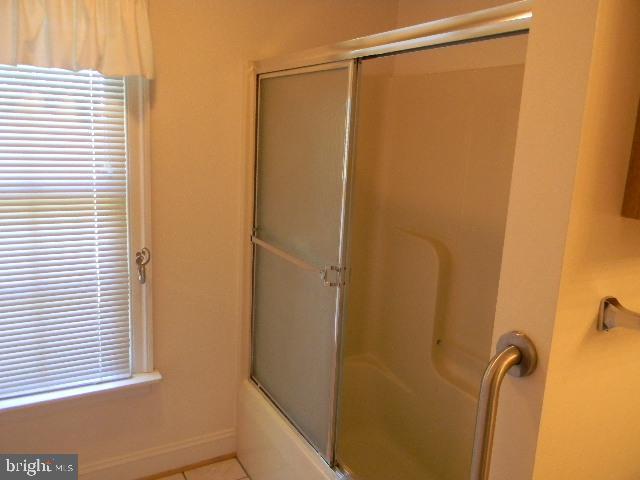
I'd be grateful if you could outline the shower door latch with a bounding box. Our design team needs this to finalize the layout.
[321,265,345,287]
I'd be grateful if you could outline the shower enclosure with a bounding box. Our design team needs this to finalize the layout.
[248,2,535,479]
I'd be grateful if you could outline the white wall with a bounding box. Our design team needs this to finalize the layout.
[533,1,640,478]
[487,1,602,478]
[0,2,399,478]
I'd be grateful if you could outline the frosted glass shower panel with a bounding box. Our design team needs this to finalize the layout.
[253,248,339,456]
[256,65,351,265]
[252,62,354,463]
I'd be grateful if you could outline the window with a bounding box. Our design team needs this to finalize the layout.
[0,64,154,405]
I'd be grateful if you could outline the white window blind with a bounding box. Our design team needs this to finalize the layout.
[0,64,132,401]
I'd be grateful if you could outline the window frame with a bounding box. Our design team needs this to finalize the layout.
[0,72,158,413]
[126,76,154,375]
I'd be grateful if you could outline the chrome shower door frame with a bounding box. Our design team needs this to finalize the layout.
[249,59,359,465]
[253,0,532,75]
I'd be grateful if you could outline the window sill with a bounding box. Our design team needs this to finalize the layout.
[0,371,162,414]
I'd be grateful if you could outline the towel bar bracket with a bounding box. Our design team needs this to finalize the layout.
[598,296,640,332]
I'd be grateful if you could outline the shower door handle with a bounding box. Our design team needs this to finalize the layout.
[470,331,537,480]
[251,236,345,287]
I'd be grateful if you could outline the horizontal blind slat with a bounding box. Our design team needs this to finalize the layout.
[0,296,129,321]
[0,323,129,347]
[0,360,131,391]
[0,372,131,401]
[0,252,128,268]
[0,345,129,371]
[0,355,131,383]
[0,278,128,298]
[0,286,129,307]
[0,338,130,363]
[0,305,129,330]
[0,357,130,385]
[1,328,130,353]
[0,370,131,399]
[0,269,128,286]
[0,248,127,264]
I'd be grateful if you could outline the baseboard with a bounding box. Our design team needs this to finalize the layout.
[80,429,236,480]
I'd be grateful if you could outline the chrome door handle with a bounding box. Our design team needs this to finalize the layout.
[470,331,537,480]
[251,236,344,287]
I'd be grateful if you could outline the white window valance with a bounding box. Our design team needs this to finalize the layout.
[0,0,154,79]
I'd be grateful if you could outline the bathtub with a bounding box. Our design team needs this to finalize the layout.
[237,346,476,480]
[237,379,341,480]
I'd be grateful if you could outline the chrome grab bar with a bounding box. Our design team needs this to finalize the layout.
[470,331,537,480]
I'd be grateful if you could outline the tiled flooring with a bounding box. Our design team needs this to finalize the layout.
[159,458,249,480]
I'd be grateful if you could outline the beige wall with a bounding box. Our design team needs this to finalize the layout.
[533,1,640,478]
[395,0,509,28]
[0,2,399,478]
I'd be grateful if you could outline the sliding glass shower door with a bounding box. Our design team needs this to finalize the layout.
[335,36,527,480]
[251,61,356,463]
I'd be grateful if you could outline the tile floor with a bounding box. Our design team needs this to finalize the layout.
[159,458,249,480]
